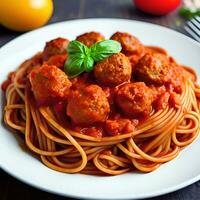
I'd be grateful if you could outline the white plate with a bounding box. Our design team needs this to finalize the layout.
[0,19,200,200]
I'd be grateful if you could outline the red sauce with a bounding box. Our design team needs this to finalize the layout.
[81,127,103,138]
[1,71,16,91]
[45,54,67,69]
[146,46,168,55]
[1,79,11,91]
[45,52,185,137]
[153,92,170,110]
[105,118,138,136]
[53,101,67,124]
[3,44,187,138]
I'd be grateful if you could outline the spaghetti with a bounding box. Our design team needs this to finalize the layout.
[2,32,200,175]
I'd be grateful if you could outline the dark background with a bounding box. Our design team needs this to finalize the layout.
[1,0,200,200]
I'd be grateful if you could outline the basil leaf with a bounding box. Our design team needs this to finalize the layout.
[67,40,89,55]
[64,55,85,78]
[70,53,85,59]
[64,39,122,78]
[91,40,122,62]
[84,56,94,72]
[179,7,200,19]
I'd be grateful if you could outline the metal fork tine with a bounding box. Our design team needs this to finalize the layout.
[194,16,200,24]
[185,26,200,42]
[185,16,200,42]
[186,21,200,37]
[191,18,200,31]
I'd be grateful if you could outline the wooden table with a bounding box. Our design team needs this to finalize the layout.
[0,0,199,199]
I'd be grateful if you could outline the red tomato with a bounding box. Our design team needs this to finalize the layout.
[134,0,181,15]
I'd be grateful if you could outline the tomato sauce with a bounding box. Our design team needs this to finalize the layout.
[2,42,187,138]
[41,51,185,138]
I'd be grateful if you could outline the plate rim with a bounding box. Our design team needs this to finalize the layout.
[0,18,200,200]
[1,18,200,52]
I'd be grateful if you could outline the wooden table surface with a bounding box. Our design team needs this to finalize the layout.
[1,0,200,199]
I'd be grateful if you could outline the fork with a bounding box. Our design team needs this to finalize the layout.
[185,16,200,42]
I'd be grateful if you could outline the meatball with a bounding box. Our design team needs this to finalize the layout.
[135,53,171,85]
[43,37,69,60]
[29,64,71,105]
[67,85,110,125]
[94,53,132,86]
[110,32,144,56]
[45,54,67,69]
[168,60,184,93]
[116,82,153,117]
[76,32,105,47]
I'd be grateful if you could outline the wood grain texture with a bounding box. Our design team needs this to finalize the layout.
[0,0,199,199]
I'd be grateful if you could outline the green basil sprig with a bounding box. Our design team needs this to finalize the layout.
[91,40,122,62]
[179,6,200,19]
[64,40,121,78]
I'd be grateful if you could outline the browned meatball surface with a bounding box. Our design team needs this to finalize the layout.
[45,54,67,69]
[67,85,110,125]
[76,32,105,47]
[29,64,71,105]
[110,32,144,56]
[135,53,171,85]
[43,37,69,60]
[94,53,132,86]
[116,82,153,117]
